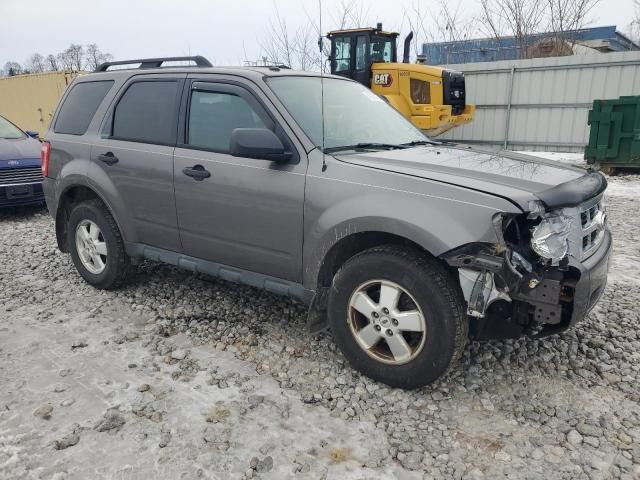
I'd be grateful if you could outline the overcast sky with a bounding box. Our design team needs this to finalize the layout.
[0,0,637,68]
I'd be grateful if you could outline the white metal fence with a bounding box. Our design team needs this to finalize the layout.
[440,51,640,152]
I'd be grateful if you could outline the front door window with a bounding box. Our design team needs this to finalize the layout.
[188,90,267,152]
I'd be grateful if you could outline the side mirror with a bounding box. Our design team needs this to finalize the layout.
[230,128,292,163]
[25,130,39,139]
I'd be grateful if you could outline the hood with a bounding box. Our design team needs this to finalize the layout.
[336,144,595,210]
[0,136,41,166]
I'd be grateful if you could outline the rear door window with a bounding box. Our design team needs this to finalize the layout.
[111,81,180,145]
[54,81,113,135]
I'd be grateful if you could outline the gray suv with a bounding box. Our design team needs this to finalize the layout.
[42,56,611,389]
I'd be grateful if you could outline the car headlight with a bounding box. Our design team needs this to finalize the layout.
[530,214,572,264]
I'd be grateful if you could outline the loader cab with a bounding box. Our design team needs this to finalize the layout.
[328,24,398,87]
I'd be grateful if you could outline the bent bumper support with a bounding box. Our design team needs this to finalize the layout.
[442,235,611,340]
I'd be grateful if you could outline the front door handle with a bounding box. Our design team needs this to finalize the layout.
[182,164,211,180]
[98,152,119,165]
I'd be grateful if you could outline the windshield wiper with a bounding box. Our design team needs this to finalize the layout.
[400,140,438,147]
[324,142,407,154]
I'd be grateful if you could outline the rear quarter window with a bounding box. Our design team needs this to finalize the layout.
[54,80,114,135]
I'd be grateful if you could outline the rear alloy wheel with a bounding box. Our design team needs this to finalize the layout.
[328,245,467,389]
[67,199,129,289]
[75,220,108,274]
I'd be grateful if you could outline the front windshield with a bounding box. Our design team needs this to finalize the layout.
[0,116,25,139]
[267,76,428,152]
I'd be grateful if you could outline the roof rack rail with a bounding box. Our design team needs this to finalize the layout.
[95,55,213,72]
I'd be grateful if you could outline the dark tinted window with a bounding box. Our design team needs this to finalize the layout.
[334,37,351,72]
[370,37,394,62]
[112,81,179,144]
[410,79,431,104]
[54,81,113,135]
[355,36,367,70]
[187,90,266,152]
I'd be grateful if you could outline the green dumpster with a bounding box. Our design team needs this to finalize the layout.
[585,95,640,172]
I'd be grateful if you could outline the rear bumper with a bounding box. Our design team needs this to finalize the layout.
[43,177,57,217]
[0,182,45,208]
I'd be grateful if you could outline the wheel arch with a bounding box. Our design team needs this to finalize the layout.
[55,184,125,253]
[305,227,447,333]
[315,230,431,290]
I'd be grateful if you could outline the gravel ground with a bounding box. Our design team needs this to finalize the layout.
[1,175,639,480]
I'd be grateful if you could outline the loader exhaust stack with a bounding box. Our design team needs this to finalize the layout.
[403,31,414,64]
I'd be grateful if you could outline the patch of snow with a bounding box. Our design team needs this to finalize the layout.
[604,182,640,198]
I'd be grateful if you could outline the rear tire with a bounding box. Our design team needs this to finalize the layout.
[327,245,467,389]
[67,199,129,289]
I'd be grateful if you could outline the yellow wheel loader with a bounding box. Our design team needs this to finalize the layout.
[327,23,475,137]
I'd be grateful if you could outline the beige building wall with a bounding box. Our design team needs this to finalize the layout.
[0,71,78,134]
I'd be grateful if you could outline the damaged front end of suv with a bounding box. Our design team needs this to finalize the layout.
[442,172,610,340]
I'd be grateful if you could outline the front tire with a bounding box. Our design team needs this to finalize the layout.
[67,199,129,289]
[327,246,467,389]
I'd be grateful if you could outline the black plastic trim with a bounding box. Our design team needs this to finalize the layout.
[126,243,314,305]
[95,56,212,72]
[536,172,607,209]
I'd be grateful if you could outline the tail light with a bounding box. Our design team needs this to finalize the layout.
[41,141,50,177]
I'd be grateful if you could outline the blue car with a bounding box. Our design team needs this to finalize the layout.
[0,115,44,207]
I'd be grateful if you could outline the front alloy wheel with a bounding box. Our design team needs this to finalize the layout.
[348,279,427,365]
[328,246,467,389]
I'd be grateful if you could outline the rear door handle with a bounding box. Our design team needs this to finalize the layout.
[98,152,119,165]
[182,164,211,180]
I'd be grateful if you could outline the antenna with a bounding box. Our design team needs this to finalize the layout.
[318,0,327,172]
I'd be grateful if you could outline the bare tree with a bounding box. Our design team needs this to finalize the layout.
[631,0,640,43]
[547,0,601,51]
[547,0,600,32]
[85,44,113,70]
[403,1,434,59]
[4,44,112,76]
[479,0,547,59]
[330,0,369,30]
[257,0,371,71]
[436,0,477,43]
[294,27,321,71]
[46,54,59,72]
[259,6,296,68]
[57,44,84,71]
[3,61,22,76]
[26,53,46,73]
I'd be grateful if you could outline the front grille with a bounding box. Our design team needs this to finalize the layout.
[564,194,606,261]
[442,70,466,115]
[0,167,43,186]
